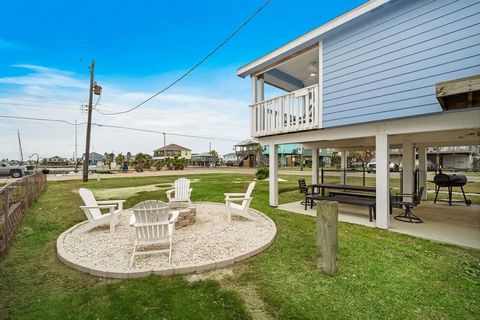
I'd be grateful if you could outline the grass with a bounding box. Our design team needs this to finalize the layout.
[1,173,479,319]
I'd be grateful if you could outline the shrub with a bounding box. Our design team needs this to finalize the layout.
[256,167,269,180]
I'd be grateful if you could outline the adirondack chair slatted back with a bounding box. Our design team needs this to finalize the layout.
[241,182,256,209]
[79,188,102,220]
[133,200,170,243]
[174,178,190,199]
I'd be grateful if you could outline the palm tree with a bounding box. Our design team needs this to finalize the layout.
[252,145,264,168]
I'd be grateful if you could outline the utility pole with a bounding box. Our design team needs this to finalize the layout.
[163,133,166,147]
[17,129,24,163]
[83,60,95,182]
[74,120,78,172]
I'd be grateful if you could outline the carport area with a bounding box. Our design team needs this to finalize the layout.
[278,201,480,249]
[264,109,480,248]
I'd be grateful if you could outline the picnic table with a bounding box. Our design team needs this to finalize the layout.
[310,183,376,197]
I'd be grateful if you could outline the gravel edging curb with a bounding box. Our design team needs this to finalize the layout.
[56,202,277,278]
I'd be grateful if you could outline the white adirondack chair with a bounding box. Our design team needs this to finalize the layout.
[224,182,256,222]
[166,178,192,205]
[77,188,125,234]
[129,200,179,268]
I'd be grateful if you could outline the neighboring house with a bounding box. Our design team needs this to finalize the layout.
[234,138,268,168]
[223,152,239,163]
[190,153,214,167]
[153,144,192,160]
[389,146,478,170]
[46,156,69,166]
[263,144,332,167]
[237,0,480,230]
[86,152,104,165]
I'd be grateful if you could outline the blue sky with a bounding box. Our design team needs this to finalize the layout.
[0,0,365,159]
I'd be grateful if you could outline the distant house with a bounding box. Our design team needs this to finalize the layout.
[153,144,192,160]
[264,144,332,167]
[46,156,69,166]
[86,152,104,165]
[223,152,238,163]
[234,139,267,168]
[190,152,214,167]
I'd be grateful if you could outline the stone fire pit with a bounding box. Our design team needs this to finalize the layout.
[57,202,276,278]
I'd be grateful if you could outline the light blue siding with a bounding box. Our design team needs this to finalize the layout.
[322,0,480,128]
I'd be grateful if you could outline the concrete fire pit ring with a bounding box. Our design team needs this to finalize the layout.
[57,202,276,278]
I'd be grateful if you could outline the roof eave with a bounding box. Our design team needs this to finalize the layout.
[236,0,391,78]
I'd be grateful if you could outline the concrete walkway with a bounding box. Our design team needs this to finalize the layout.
[278,201,480,250]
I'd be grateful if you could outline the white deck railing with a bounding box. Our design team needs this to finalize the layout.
[250,84,321,137]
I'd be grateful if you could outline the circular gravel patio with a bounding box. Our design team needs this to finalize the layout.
[57,202,276,278]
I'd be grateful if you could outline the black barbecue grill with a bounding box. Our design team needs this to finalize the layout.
[433,171,471,206]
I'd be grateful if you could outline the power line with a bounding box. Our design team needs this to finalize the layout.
[0,101,80,111]
[0,115,240,142]
[90,123,239,142]
[0,115,82,125]
[0,96,82,107]
[99,0,272,116]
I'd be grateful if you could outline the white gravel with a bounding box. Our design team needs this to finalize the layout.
[62,202,274,271]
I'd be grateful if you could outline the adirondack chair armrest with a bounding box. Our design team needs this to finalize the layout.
[80,204,117,209]
[165,189,174,198]
[97,200,125,210]
[169,211,179,223]
[97,200,125,204]
[224,193,246,200]
[225,196,253,202]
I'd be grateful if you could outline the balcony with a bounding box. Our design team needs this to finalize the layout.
[250,84,320,137]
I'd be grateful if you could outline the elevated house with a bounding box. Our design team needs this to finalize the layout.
[46,156,69,166]
[190,152,215,167]
[153,144,192,160]
[234,138,268,167]
[237,0,480,231]
[223,152,239,164]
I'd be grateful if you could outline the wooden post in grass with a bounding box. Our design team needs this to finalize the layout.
[316,200,338,276]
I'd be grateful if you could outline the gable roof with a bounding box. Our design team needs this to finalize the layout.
[237,0,392,78]
[154,143,191,152]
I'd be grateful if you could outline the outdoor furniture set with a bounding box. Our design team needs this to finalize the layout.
[298,179,424,223]
[78,178,257,267]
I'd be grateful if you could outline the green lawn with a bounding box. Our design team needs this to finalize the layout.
[1,173,479,319]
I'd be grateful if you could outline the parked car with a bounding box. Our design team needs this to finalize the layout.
[366,159,399,173]
[225,161,235,167]
[0,162,25,178]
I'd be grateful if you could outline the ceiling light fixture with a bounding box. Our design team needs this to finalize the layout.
[307,62,318,77]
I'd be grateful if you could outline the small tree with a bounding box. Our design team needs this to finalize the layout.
[115,153,125,164]
[209,150,218,167]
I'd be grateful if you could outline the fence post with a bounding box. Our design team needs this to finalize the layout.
[316,200,338,276]
[363,166,366,186]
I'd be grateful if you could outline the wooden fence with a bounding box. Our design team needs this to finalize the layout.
[0,172,46,257]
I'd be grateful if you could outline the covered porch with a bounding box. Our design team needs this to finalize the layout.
[264,109,480,246]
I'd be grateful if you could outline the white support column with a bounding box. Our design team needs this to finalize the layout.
[375,133,390,229]
[257,75,265,102]
[269,143,278,207]
[418,145,428,200]
[402,141,415,198]
[340,151,347,184]
[312,148,319,185]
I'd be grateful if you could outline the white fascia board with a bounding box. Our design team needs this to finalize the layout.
[237,0,392,78]
[258,109,480,146]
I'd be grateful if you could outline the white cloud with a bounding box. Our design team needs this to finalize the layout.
[0,64,250,160]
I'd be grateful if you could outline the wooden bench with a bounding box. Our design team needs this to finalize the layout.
[333,195,376,222]
[306,194,376,222]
